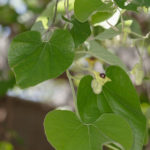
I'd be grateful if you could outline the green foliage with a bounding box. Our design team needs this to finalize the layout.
[8,29,74,88]
[0,5,17,25]
[8,0,149,150]
[74,0,103,22]
[102,66,146,150]
[77,75,100,123]
[88,41,127,71]
[70,18,91,47]
[95,24,122,40]
[44,110,133,150]
[91,12,114,24]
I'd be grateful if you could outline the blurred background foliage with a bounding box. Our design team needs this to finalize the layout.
[0,0,150,150]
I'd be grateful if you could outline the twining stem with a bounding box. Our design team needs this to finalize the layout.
[66,70,76,102]
[106,20,119,32]
[130,31,145,39]
[42,0,59,38]
[51,0,59,26]
[64,0,70,19]
[45,0,59,34]
[66,70,80,119]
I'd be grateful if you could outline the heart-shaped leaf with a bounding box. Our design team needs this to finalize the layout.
[8,29,74,88]
[44,110,133,150]
[77,75,101,123]
[102,66,146,150]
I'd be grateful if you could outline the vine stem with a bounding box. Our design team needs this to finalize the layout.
[106,20,119,32]
[66,70,80,119]
[46,0,59,33]
[64,0,70,19]
[66,70,76,102]
[42,0,59,40]
[51,0,59,26]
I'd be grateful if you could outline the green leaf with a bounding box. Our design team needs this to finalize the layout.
[102,66,146,150]
[95,24,122,40]
[91,12,114,24]
[74,0,103,22]
[70,18,91,48]
[77,75,100,123]
[8,29,74,88]
[88,41,127,71]
[0,5,18,26]
[97,92,113,114]
[44,110,133,150]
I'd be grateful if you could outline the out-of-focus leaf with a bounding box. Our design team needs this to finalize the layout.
[0,5,18,25]
[91,12,114,24]
[0,141,13,150]
[74,0,103,22]
[95,24,122,40]
[131,62,144,85]
[93,26,105,36]
[88,41,127,71]
[70,18,91,48]
[114,0,150,11]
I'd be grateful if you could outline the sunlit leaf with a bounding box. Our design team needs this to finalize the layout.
[8,29,74,88]
[44,110,133,150]
[102,66,146,150]
[70,18,91,48]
